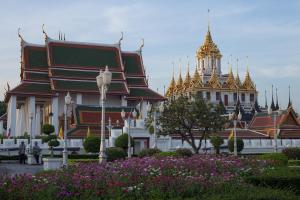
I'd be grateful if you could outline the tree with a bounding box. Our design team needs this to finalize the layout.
[115,133,134,151]
[228,138,244,154]
[83,136,100,153]
[0,101,6,116]
[210,135,224,154]
[42,124,59,157]
[159,96,227,154]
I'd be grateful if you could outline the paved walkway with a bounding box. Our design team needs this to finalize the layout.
[0,161,43,176]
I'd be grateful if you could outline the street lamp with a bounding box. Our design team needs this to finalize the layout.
[229,110,242,156]
[121,109,137,158]
[147,102,164,148]
[29,112,34,154]
[97,66,112,163]
[268,108,282,153]
[63,92,72,167]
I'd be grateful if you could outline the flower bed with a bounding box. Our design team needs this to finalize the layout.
[0,155,270,199]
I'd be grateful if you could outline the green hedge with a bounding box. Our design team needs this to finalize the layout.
[106,147,127,162]
[175,148,193,157]
[158,151,177,157]
[259,153,288,166]
[0,155,19,161]
[288,160,300,166]
[245,167,300,194]
[138,148,161,158]
[68,159,98,165]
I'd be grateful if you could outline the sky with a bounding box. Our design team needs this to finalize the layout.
[0,0,299,112]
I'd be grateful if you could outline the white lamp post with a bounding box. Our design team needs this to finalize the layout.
[121,109,137,158]
[268,108,282,153]
[97,66,112,163]
[229,110,242,156]
[27,112,34,164]
[63,92,72,167]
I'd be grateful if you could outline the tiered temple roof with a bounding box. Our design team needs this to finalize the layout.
[5,34,165,101]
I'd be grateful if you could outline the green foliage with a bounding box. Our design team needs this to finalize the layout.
[83,136,100,153]
[159,96,227,153]
[0,101,6,117]
[204,183,299,200]
[48,140,59,148]
[114,133,134,150]
[245,167,300,194]
[68,159,98,165]
[210,135,224,154]
[228,138,244,153]
[157,151,177,157]
[42,124,55,135]
[288,160,300,166]
[106,147,127,162]
[259,153,288,166]
[282,147,300,160]
[175,148,193,157]
[138,148,161,158]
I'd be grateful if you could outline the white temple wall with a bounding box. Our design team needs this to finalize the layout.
[27,96,36,136]
[7,95,16,137]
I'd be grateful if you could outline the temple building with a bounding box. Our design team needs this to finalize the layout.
[4,30,165,139]
[166,26,258,114]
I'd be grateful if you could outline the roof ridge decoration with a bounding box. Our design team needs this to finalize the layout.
[42,24,49,42]
[225,63,237,89]
[190,64,202,90]
[183,59,192,92]
[208,66,221,89]
[235,59,242,88]
[242,66,255,90]
[165,62,176,97]
[117,32,123,47]
[138,38,144,54]
[18,28,26,47]
[174,60,184,95]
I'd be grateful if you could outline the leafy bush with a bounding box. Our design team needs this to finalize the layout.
[228,138,244,153]
[288,160,300,166]
[138,148,161,157]
[42,124,59,157]
[114,133,134,150]
[175,148,193,157]
[69,154,98,159]
[245,167,300,194]
[83,136,100,153]
[282,147,300,160]
[210,135,224,154]
[158,151,177,157]
[259,153,288,166]
[106,147,127,162]
[68,159,98,165]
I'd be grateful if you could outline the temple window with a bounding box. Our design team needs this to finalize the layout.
[216,92,220,101]
[250,93,255,102]
[206,92,211,100]
[196,91,203,99]
[241,93,245,102]
[233,93,237,102]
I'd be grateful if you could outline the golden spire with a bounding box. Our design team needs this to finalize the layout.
[190,65,202,90]
[242,66,255,90]
[208,66,221,89]
[235,59,242,88]
[166,62,176,97]
[183,59,192,92]
[175,60,184,95]
[225,63,237,89]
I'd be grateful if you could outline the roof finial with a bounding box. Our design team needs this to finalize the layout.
[265,89,268,108]
[118,31,123,45]
[64,33,66,41]
[207,9,210,31]
[58,31,61,40]
[139,38,144,52]
[172,62,175,78]
[288,85,292,108]
[17,28,24,42]
[42,24,48,40]
[275,87,279,110]
[271,85,276,111]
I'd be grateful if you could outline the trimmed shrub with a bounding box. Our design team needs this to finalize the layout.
[210,135,224,154]
[83,136,100,153]
[175,148,193,157]
[106,147,127,162]
[68,159,98,165]
[259,153,288,166]
[138,148,161,158]
[42,124,59,157]
[282,147,300,160]
[158,151,177,157]
[69,154,98,159]
[228,138,244,153]
[114,133,134,150]
[288,160,300,166]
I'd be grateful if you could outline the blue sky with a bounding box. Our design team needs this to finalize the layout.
[0,0,299,112]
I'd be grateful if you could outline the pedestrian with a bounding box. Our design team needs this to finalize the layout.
[18,141,26,164]
[33,141,41,164]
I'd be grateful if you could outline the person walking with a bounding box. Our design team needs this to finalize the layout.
[18,141,26,164]
[33,141,42,164]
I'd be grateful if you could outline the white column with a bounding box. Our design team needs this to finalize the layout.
[7,95,17,137]
[35,105,41,136]
[51,96,59,134]
[121,96,127,106]
[28,96,36,136]
[76,93,82,104]
[0,121,3,134]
